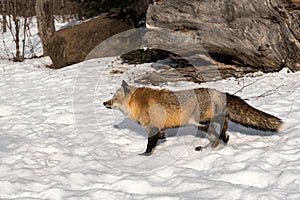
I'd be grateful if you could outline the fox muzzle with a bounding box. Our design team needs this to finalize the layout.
[103,101,112,109]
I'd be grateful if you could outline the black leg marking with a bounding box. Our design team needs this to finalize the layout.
[195,146,203,151]
[219,116,229,144]
[220,132,229,144]
[197,125,209,133]
[139,127,160,156]
[141,134,159,155]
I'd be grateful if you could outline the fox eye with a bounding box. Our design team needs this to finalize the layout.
[110,92,114,95]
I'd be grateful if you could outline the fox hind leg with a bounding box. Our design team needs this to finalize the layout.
[195,123,219,151]
[195,115,230,151]
[207,115,230,148]
[219,116,229,144]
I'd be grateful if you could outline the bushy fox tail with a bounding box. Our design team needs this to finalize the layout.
[226,93,283,132]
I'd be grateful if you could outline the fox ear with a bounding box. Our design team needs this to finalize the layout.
[122,80,129,87]
[121,80,131,96]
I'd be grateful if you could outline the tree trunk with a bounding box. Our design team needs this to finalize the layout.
[61,0,65,22]
[13,0,21,61]
[35,0,55,56]
[1,0,6,33]
[77,0,83,20]
[147,0,300,72]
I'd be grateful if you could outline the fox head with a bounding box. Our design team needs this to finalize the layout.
[103,80,134,114]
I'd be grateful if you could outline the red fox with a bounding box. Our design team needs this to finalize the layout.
[103,81,283,156]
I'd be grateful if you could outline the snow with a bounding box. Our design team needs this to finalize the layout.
[1,13,300,200]
[0,55,300,199]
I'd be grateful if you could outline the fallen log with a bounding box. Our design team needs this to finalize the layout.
[147,0,300,72]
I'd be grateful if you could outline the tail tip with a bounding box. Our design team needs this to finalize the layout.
[278,122,285,132]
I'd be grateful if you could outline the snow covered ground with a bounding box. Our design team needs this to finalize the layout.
[0,55,299,199]
[0,12,299,200]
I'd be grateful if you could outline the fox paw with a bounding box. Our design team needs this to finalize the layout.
[220,133,230,144]
[158,132,167,139]
[139,152,152,156]
[195,146,203,151]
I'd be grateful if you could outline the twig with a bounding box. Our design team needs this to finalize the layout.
[233,76,266,95]
[244,84,286,100]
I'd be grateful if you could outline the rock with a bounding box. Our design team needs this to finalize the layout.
[47,13,134,68]
[147,0,300,71]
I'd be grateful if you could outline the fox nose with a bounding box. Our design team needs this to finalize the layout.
[103,101,112,109]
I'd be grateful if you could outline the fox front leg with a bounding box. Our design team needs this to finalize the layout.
[139,127,160,156]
